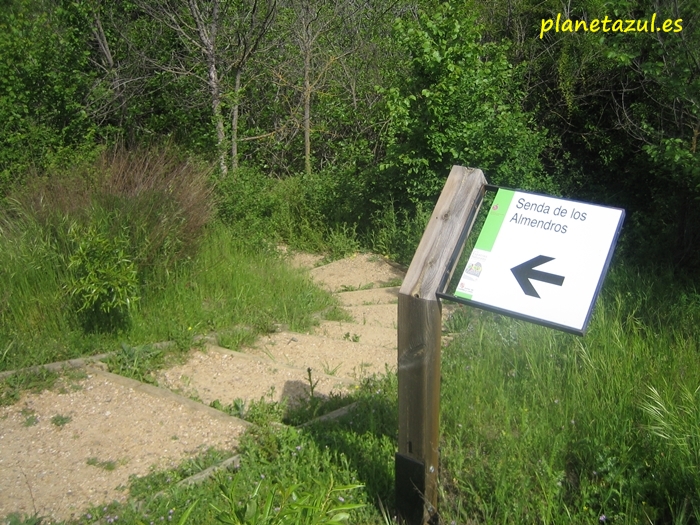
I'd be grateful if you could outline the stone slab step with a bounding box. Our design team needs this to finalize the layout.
[247,332,396,380]
[344,304,399,331]
[314,320,397,349]
[155,345,353,409]
[0,369,247,522]
[337,286,400,306]
[310,253,405,292]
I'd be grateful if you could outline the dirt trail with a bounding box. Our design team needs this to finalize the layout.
[0,252,407,523]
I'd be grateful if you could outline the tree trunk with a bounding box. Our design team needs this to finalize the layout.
[303,45,312,175]
[231,68,241,171]
[208,58,228,176]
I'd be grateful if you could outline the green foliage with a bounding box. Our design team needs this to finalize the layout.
[127,448,233,498]
[211,389,287,426]
[216,167,361,258]
[0,147,340,374]
[213,474,365,525]
[0,145,212,352]
[0,368,60,406]
[0,0,97,195]
[216,168,324,251]
[438,263,700,523]
[50,414,71,427]
[641,384,700,496]
[105,343,165,384]
[1,513,44,525]
[86,457,118,471]
[67,220,139,333]
[368,201,431,266]
[379,3,552,205]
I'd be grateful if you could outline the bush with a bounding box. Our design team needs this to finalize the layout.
[66,220,139,333]
[369,201,431,266]
[1,144,214,335]
[378,3,553,206]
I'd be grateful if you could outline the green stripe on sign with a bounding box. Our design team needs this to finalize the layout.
[474,189,514,252]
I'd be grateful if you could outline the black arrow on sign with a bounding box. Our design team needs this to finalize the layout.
[511,255,565,298]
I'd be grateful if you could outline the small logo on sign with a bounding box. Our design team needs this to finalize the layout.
[465,262,483,277]
[492,204,499,211]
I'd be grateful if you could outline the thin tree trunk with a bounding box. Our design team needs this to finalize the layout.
[303,46,311,175]
[231,68,242,171]
[208,59,228,176]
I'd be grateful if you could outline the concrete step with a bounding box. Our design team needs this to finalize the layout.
[309,253,405,292]
[314,320,397,349]
[155,345,353,409]
[246,332,395,380]
[337,286,400,306]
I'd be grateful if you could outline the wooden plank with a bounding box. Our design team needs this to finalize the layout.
[397,166,486,524]
[400,166,487,300]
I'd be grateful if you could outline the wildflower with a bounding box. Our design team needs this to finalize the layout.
[599,515,607,522]
[296,445,302,451]
[338,496,345,502]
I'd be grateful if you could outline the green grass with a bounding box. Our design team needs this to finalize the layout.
[3,153,700,523]
[0,368,60,406]
[2,374,397,525]
[86,457,117,471]
[21,408,38,427]
[50,414,71,427]
[130,225,333,342]
[0,224,336,384]
[437,264,700,523]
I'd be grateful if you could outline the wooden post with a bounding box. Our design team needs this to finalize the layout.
[396,166,487,524]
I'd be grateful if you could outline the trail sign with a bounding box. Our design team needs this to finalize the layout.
[397,172,625,525]
[441,187,625,335]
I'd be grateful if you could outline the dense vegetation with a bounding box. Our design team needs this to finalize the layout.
[1,0,698,269]
[1,0,699,522]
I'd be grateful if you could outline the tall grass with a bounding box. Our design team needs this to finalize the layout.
[0,148,335,376]
[128,224,335,345]
[439,264,700,523]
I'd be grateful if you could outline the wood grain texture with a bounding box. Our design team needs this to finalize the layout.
[400,166,487,300]
[396,166,486,524]
[397,293,442,522]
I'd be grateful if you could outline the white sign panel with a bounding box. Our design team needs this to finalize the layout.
[453,188,624,334]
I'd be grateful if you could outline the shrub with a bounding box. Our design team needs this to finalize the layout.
[378,3,553,206]
[2,144,214,335]
[369,201,431,266]
[66,220,139,333]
